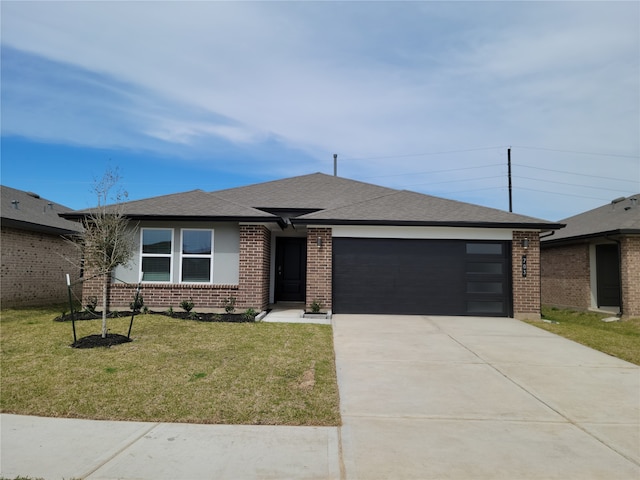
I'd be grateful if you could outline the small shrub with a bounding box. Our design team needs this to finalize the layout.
[187,311,200,321]
[166,306,174,316]
[223,296,236,314]
[242,308,257,321]
[212,313,222,322]
[85,296,98,313]
[310,299,322,313]
[180,298,195,313]
[130,294,144,312]
[142,306,150,314]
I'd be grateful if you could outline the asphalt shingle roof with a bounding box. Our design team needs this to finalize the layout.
[543,194,640,243]
[214,173,396,210]
[61,173,563,229]
[298,189,560,228]
[65,190,276,221]
[1,185,82,234]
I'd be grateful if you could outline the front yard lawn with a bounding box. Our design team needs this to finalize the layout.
[527,307,640,366]
[0,307,341,426]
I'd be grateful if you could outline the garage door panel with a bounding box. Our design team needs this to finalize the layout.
[333,238,510,316]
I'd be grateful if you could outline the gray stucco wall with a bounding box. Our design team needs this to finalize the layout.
[113,222,240,285]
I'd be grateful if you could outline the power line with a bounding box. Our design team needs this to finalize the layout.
[512,145,639,159]
[342,146,506,162]
[516,186,611,202]
[361,163,502,180]
[513,175,635,193]
[516,164,638,185]
[401,175,504,189]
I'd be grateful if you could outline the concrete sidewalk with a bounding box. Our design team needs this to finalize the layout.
[334,315,640,479]
[0,415,340,479]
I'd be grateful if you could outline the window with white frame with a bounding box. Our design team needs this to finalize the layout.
[141,228,173,282]
[180,229,214,283]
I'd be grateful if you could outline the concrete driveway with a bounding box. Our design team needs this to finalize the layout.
[333,315,640,479]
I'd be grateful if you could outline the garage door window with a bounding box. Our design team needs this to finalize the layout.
[467,262,503,274]
[467,281,503,294]
[466,243,503,255]
[468,301,504,314]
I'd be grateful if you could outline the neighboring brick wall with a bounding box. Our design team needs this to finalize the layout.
[1,226,82,307]
[306,227,332,312]
[81,224,272,312]
[512,231,541,319]
[238,225,271,310]
[540,243,591,311]
[620,236,640,318]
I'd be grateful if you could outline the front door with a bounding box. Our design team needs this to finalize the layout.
[596,244,621,307]
[275,237,307,302]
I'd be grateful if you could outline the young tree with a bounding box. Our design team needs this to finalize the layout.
[81,168,135,338]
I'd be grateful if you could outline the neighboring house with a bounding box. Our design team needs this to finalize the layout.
[63,173,563,319]
[1,186,83,308]
[541,194,640,318]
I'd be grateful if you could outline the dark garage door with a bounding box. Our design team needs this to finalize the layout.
[333,238,511,316]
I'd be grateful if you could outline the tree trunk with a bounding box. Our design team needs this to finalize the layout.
[101,272,108,338]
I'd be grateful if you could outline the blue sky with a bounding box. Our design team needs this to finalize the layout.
[1,1,638,221]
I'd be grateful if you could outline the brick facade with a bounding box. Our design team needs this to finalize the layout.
[540,236,639,318]
[512,231,541,319]
[620,236,640,317]
[1,226,82,307]
[82,224,272,312]
[238,224,271,310]
[306,227,332,312]
[540,243,591,311]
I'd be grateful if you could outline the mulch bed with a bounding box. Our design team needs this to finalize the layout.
[55,310,257,323]
[56,310,258,349]
[72,333,132,349]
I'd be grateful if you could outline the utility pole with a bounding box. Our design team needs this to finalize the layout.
[508,147,512,212]
[333,154,338,177]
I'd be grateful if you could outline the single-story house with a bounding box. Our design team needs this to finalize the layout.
[1,185,83,307]
[541,194,640,318]
[63,173,563,319]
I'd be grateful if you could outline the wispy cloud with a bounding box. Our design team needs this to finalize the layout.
[1,1,638,219]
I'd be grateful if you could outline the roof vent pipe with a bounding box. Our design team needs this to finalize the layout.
[630,197,638,207]
[11,200,19,209]
[333,154,338,177]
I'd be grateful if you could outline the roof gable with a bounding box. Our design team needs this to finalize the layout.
[1,185,81,234]
[214,172,396,210]
[543,194,640,242]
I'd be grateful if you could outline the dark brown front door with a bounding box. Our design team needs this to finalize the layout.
[275,237,307,302]
[596,244,621,307]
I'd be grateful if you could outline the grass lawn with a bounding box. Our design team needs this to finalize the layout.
[527,307,640,366]
[0,307,341,426]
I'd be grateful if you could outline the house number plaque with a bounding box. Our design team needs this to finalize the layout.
[522,255,527,277]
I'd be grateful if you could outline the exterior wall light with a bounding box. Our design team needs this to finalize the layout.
[522,238,529,249]
[317,237,322,247]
